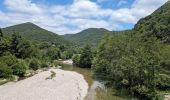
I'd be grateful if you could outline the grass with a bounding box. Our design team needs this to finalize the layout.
[45,71,56,80]
[0,78,9,85]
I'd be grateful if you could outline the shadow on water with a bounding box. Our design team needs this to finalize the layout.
[61,63,137,100]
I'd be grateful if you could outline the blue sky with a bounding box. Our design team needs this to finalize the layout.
[0,0,168,34]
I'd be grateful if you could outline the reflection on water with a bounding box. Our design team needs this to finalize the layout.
[85,81,105,100]
[61,64,135,100]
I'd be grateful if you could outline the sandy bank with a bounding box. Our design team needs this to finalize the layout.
[62,59,73,65]
[0,69,88,100]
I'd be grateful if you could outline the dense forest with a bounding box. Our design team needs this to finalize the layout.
[0,28,75,82]
[72,1,170,99]
[2,22,71,46]
[63,28,113,47]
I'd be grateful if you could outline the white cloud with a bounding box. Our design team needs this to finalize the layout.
[110,0,168,24]
[4,0,44,14]
[118,0,128,6]
[0,0,168,34]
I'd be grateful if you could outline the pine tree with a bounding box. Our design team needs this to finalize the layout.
[0,28,3,37]
[10,33,22,56]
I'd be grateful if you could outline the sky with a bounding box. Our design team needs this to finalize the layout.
[0,0,168,34]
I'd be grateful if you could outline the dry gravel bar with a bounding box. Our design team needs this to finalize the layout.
[0,69,88,100]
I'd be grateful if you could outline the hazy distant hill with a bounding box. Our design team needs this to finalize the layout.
[63,1,170,46]
[2,22,70,46]
[62,28,114,46]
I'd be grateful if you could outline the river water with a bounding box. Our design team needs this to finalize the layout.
[61,64,136,100]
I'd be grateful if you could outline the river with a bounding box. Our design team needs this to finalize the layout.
[61,63,137,100]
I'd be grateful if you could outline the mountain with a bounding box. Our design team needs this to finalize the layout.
[134,1,170,43]
[62,28,114,46]
[2,22,70,46]
[63,1,170,46]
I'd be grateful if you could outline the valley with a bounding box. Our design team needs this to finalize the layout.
[0,0,170,100]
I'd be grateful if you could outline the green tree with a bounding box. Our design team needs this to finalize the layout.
[46,47,60,60]
[0,54,18,67]
[10,33,22,56]
[17,39,34,58]
[29,59,40,70]
[72,54,81,66]
[0,62,12,78]
[0,28,3,37]
[92,33,170,99]
[0,29,10,55]
[10,33,34,58]
[79,45,92,68]
[12,61,27,77]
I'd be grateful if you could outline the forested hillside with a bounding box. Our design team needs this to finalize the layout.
[0,26,76,83]
[2,22,70,46]
[63,28,114,46]
[72,1,170,99]
[134,1,170,43]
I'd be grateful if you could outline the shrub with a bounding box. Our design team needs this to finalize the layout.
[0,54,18,66]
[29,59,40,70]
[0,62,12,78]
[79,45,92,68]
[60,52,67,60]
[72,54,80,66]
[12,61,27,77]
[46,47,60,60]
[156,74,170,90]
[41,61,49,68]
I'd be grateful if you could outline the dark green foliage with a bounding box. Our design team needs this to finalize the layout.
[0,29,10,55]
[0,23,66,79]
[41,61,49,68]
[0,62,12,78]
[134,1,170,43]
[155,74,170,90]
[0,28,3,37]
[91,2,170,99]
[46,47,60,60]
[92,32,170,99]
[17,39,34,58]
[39,42,51,49]
[79,45,93,68]
[29,59,40,70]
[63,28,113,47]
[12,61,27,77]
[72,54,81,66]
[10,33,34,58]
[0,37,10,56]
[2,22,70,46]
[10,32,22,56]
[60,50,74,60]
[72,45,93,68]
[0,54,18,67]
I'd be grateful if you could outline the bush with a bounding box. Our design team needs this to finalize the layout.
[41,61,49,68]
[46,47,60,60]
[0,62,12,78]
[29,59,40,70]
[12,61,27,77]
[79,45,92,68]
[60,52,67,60]
[72,54,80,66]
[156,74,170,90]
[133,85,159,99]
[0,54,18,66]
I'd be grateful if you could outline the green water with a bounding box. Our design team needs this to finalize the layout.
[61,64,137,100]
